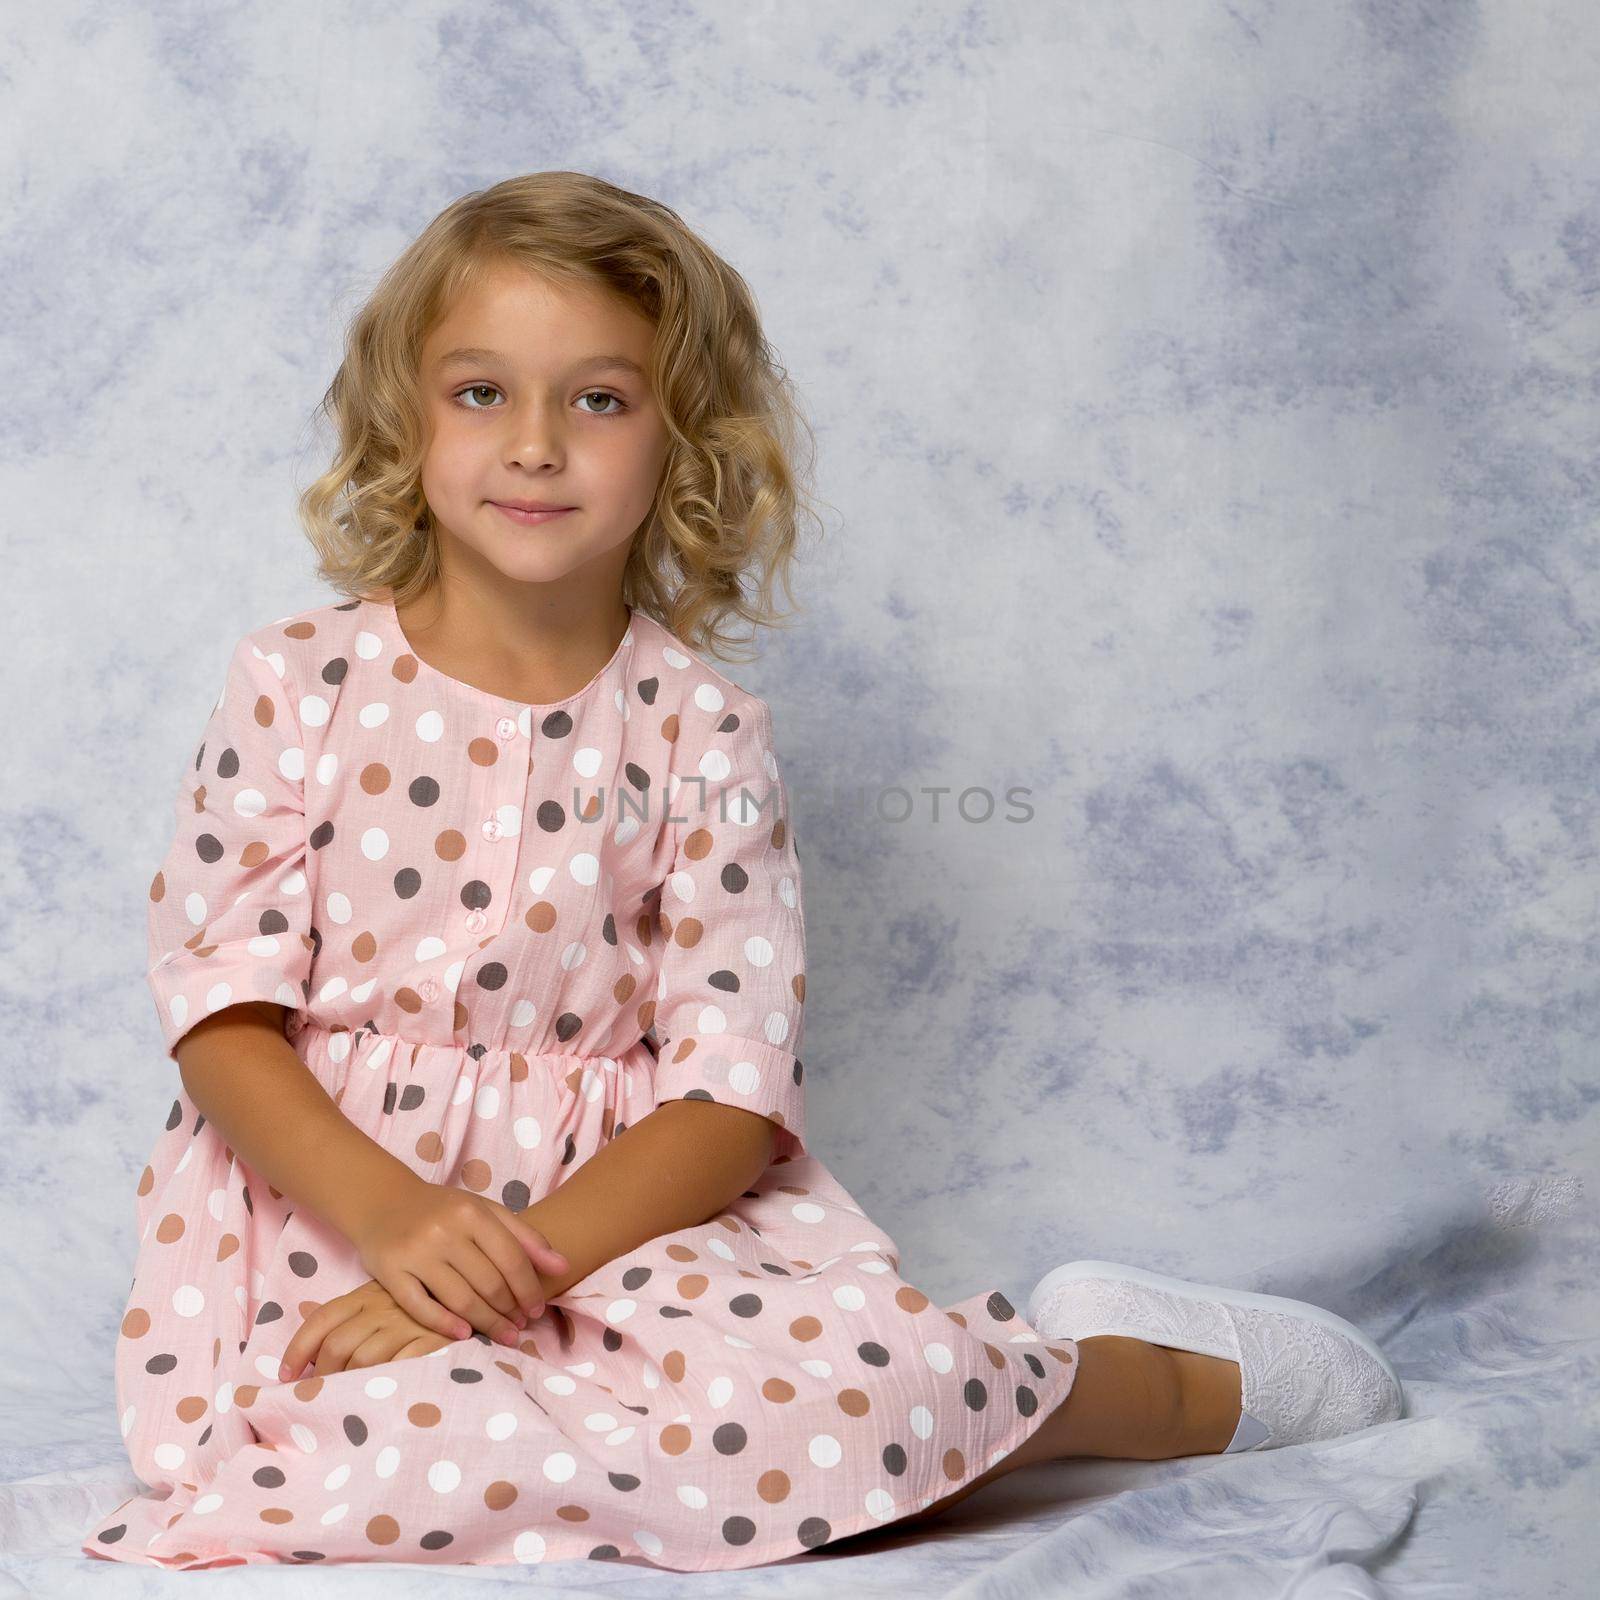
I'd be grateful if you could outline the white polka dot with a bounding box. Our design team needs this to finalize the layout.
[326,892,352,925]
[728,1060,762,1096]
[289,1422,318,1453]
[514,1115,543,1148]
[360,827,389,861]
[791,1201,826,1224]
[924,1341,955,1373]
[323,1463,351,1489]
[475,1083,500,1119]
[911,1405,935,1439]
[358,701,389,729]
[604,1298,638,1324]
[865,1486,897,1520]
[486,1412,518,1441]
[676,1484,708,1509]
[543,1374,577,1396]
[832,1284,867,1312]
[415,709,445,743]
[192,1493,224,1515]
[320,1502,350,1525]
[316,752,339,784]
[233,787,267,819]
[416,935,446,961]
[706,1376,734,1409]
[299,694,330,727]
[152,1441,186,1470]
[355,629,384,660]
[203,981,233,1016]
[696,1003,729,1035]
[427,1459,462,1492]
[699,748,732,783]
[168,993,188,1030]
[573,747,602,778]
[808,1434,842,1468]
[513,1529,547,1562]
[663,646,691,669]
[278,746,305,781]
[542,1452,577,1483]
[495,802,522,837]
[694,683,726,713]
[528,865,556,893]
[375,1445,401,1478]
[569,852,600,886]
[510,998,536,1026]
[763,1012,792,1046]
[363,1376,398,1399]
[583,1411,619,1432]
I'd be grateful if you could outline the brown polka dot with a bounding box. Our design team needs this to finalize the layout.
[351,931,377,963]
[290,1376,325,1400]
[983,1342,1007,1369]
[837,1388,871,1417]
[578,792,603,821]
[670,1037,698,1064]
[525,901,557,932]
[435,829,467,861]
[671,915,704,949]
[757,1468,791,1502]
[366,1514,401,1545]
[252,695,275,730]
[414,1131,444,1163]
[662,712,679,742]
[942,1446,967,1481]
[468,737,499,766]
[613,973,636,1003]
[789,1316,823,1342]
[483,1480,518,1510]
[150,870,165,903]
[283,622,316,639]
[508,1052,529,1082]
[137,1165,155,1198]
[393,653,419,684]
[121,1308,151,1338]
[360,763,391,794]
[675,1273,709,1299]
[176,1395,207,1423]
[659,1423,692,1456]
[682,827,713,862]
[459,1158,491,1192]
[233,1384,260,1407]
[793,973,807,1002]
[662,1350,687,1383]
[761,1377,796,1404]
[555,1504,589,1522]
[408,1401,442,1427]
[155,1213,185,1244]
[394,987,423,1014]
[895,1287,931,1313]
[948,1310,969,1329]
[218,1232,240,1261]
[240,840,269,868]
[260,1507,293,1525]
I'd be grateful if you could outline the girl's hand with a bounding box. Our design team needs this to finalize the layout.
[277,1278,457,1380]
[345,1171,569,1350]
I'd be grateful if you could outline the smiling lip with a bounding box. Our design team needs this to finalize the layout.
[490,501,576,525]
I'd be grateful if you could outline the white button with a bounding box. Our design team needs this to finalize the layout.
[482,817,502,841]
[496,716,518,741]
[419,979,439,1003]
[465,909,487,933]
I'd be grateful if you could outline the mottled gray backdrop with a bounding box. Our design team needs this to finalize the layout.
[5,3,1595,1594]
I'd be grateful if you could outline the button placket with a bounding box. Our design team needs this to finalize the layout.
[469,710,526,940]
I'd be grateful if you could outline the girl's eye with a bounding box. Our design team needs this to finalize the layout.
[452,385,628,418]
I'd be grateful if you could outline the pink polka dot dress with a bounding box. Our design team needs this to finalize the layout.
[83,594,1079,1572]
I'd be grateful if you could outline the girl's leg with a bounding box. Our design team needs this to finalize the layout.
[885,1334,1241,1532]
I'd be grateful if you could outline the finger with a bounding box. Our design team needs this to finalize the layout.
[280,1299,356,1381]
[425,1252,525,1346]
[312,1324,365,1377]
[387,1270,473,1343]
[497,1212,570,1304]
[347,1327,401,1371]
[472,1221,551,1319]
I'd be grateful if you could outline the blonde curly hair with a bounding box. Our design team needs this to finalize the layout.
[297,171,825,664]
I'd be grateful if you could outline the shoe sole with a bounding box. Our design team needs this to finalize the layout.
[1027,1258,1404,1407]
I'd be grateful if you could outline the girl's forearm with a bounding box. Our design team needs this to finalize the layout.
[519,1099,776,1300]
[173,1003,417,1240]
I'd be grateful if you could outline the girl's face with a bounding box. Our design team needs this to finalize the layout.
[416,262,670,595]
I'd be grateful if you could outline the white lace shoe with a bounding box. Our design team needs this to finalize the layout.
[1025,1259,1404,1454]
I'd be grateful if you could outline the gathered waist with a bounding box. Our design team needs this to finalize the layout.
[288,1015,654,1072]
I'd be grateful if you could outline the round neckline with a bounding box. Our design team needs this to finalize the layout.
[371,595,636,712]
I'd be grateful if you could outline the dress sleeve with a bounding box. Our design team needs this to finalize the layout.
[650,693,809,1162]
[145,631,315,1062]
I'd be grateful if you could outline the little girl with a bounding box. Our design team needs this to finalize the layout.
[84,172,1402,1573]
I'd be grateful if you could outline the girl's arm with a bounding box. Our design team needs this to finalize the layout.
[175,1002,421,1240]
[516,1099,776,1299]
